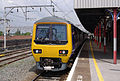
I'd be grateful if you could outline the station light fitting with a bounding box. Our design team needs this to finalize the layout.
[106,16,110,19]
[118,17,120,20]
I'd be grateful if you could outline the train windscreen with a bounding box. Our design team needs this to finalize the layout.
[34,24,67,45]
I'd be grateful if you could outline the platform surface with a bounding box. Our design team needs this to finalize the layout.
[71,40,120,81]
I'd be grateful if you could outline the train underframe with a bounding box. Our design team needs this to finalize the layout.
[36,57,67,71]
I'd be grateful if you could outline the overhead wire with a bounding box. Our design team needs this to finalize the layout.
[0,11,25,19]
[51,0,77,24]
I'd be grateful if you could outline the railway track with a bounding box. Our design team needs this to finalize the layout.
[0,47,30,57]
[32,41,85,81]
[32,68,70,81]
[0,48,32,67]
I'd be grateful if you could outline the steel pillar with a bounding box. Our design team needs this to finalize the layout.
[95,28,97,43]
[99,22,101,49]
[94,29,95,42]
[97,26,98,46]
[4,8,6,50]
[113,9,117,64]
[94,28,96,43]
[104,18,106,53]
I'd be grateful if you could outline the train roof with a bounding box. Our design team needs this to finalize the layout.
[34,16,71,24]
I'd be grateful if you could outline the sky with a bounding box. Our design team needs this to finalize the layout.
[0,0,89,33]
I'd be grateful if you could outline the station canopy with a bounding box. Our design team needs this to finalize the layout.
[74,0,120,33]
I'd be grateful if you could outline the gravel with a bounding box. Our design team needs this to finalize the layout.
[0,56,37,81]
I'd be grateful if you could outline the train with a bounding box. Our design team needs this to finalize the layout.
[31,16,86,71]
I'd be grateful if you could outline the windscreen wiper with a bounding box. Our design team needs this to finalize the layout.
[34,39,48,44]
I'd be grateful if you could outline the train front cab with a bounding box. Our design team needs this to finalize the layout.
[31,22,73,71]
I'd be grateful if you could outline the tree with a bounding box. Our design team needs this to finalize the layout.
[0,31,3,36]
[14,29,21,35]
[23,32,31,35]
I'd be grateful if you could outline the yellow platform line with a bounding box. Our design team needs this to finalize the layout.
[90,41,104,81]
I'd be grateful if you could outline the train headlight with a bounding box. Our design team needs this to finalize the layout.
[33,49,42,54]
[63,51,65,54]
[36,50,39,53]
[59,50,68,54]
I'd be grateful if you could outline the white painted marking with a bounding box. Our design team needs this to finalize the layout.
[114,38,117,51]
[77,75,83,81]
[44,66,54,70]
[66,42,85,81]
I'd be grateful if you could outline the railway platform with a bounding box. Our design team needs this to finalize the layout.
[68,40,120,81]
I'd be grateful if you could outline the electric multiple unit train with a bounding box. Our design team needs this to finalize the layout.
[31,16,85,71]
